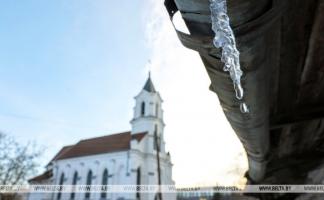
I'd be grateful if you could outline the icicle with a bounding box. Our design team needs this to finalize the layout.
[234,82,243,100]
[209,0,249,113]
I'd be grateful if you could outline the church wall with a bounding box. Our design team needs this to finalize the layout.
[128,147,174,200]
[131,122,166,154]
[131,118,164,135]
[27,179,53,200]
[133,90,163,119]
[51,151,131,200]
[45,142,173,200]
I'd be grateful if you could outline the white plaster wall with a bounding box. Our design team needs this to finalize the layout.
[29,146,175,200]
[133,91,163,120]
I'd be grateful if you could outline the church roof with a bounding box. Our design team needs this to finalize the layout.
[50,145,74,161]
[28,170,53,183]
[143,75,156,93]
[50,131,147,162]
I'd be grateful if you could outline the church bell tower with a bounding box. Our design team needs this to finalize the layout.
[130,73,165,153]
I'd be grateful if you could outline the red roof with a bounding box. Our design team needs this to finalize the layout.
[50,131,147,161]
[50,145,74,162]
[28,170,53,183]
[131,132,147,142]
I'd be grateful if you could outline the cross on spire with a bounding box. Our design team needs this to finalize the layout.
[143,71,156,93]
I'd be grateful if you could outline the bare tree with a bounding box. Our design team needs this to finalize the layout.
[0,132,42,200]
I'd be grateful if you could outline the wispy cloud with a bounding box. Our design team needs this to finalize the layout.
[143,0,247,186]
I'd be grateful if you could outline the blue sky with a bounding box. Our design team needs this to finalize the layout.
[0,0,247,186]
[0,0,152,166]
[0,1,149,136]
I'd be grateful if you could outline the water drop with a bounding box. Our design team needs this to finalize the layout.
[240,103,249,113]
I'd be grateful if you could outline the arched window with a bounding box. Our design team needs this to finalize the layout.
[101,169,108,199]
[57,172,64,200]
[85,170,92,199]
[136,167,141,200]
[141,102,145,116]
[70,171,78,200]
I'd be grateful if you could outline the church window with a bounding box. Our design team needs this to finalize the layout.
[70,171,78,200]
[136,167,141,200]
[57,172,64,200]
[141,102,145,116]
[85,170,92,199]
[101,169,108,199]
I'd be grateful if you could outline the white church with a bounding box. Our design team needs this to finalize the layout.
[28,75,176,200]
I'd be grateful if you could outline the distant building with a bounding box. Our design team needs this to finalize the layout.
[28,75,176,200]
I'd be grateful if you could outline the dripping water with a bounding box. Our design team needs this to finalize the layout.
[240,102,249,113]
[209,0,249,113]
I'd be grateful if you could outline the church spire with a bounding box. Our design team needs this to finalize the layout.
[131,73,165,153]
[143,72,156,93]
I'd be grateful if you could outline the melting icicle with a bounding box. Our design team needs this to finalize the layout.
[234,82,243,100]
[209,0,249,113]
